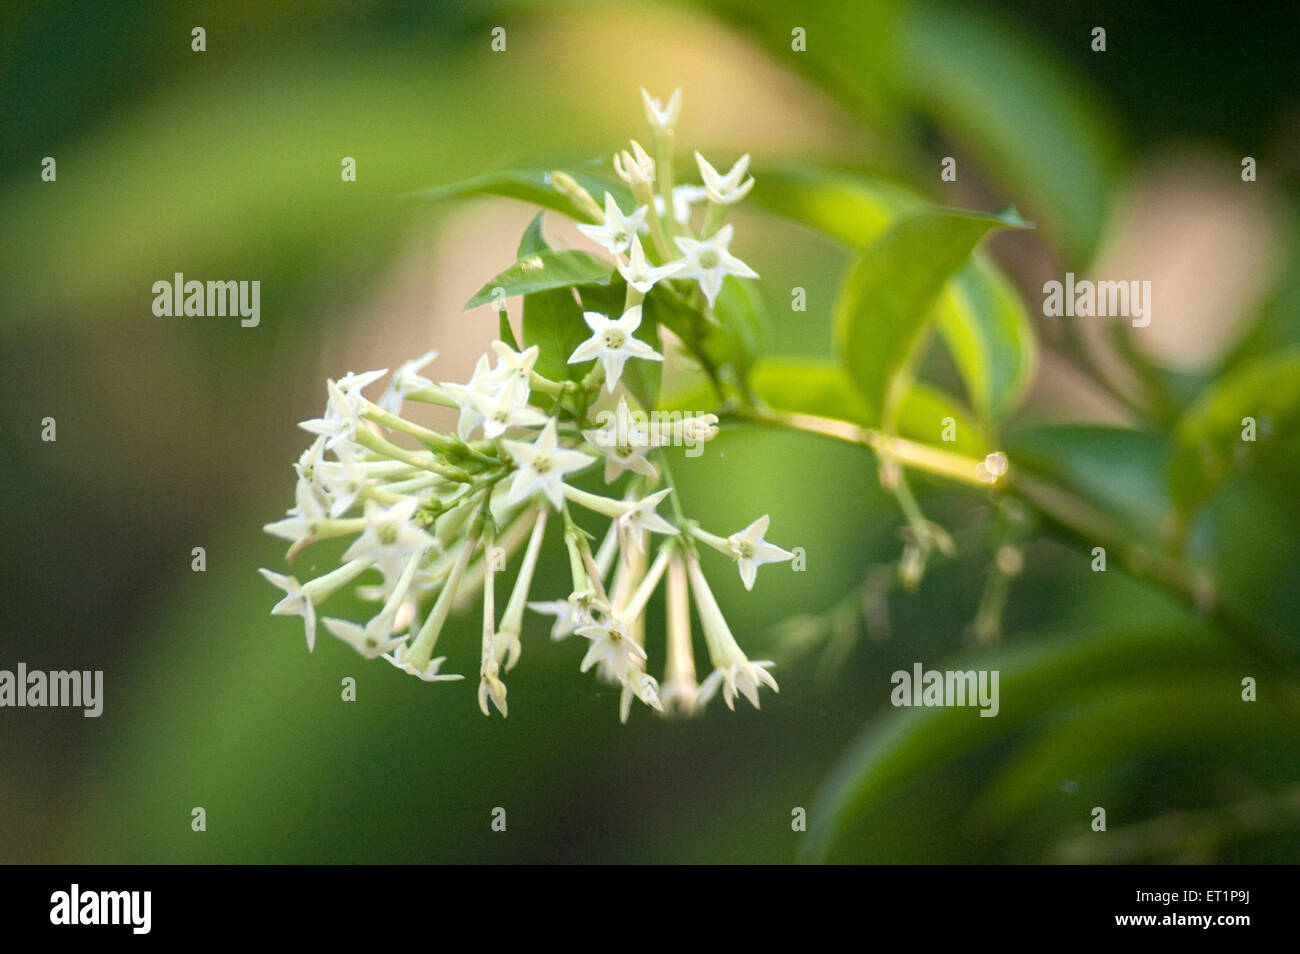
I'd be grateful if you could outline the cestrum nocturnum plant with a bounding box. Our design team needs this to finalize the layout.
[260,89,796,722]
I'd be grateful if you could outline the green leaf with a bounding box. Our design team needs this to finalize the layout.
[517,210,549,258]
[933,254,1037,421]
[711,275,771,377]
[802,624,1248,863]
[833,205,1031,424]
[747,163,920,248]
[522,286,588,383]
[1168,347,1300,515]
[465,249,614,310]
[407,168,633,223]
[896,2,1122,262]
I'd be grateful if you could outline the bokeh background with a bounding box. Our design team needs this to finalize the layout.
[2,0,1298,863]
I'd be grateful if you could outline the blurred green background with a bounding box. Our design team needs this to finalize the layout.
[2,0,1297,863]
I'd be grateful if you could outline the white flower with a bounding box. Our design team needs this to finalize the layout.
[502,419,594,509]
[640,87,682,134]
[342,498,436,573]
[378,350,439,415]
[382,644,464,681]
[695,152,755,205]
[619,666,663,723]
[318,443,368,518]
[299,379,366,449]
[335,368,388,395]
[576,618,647,678]
[487,341,540,392]
[440,355,496,440]
[727,515,795,590]
[322,616,406,659]
[616,488,677,550]
[527,596,595,640]
[567,305,663,392]
[673,225,758,309]
[654,185,709,226]
[616,235,682,294]
[613,140,655,189]
[576,193,647,256]
[686,553,779,710]
[582,397,658,483]
[697,659,779,711]
[259,570,317,650]
[470,376,548,439]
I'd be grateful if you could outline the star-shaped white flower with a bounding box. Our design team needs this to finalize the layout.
[697,659,779,711]
[527,595,597,640]
[299,378,366,449]
[640,87,682,133]
[470,376,548,439]
[576,193,647,256]
[259,569,317,650]
[695,152,755,204]
[322,615,406,659]
[378,350,438,415]
[727,514,795,590]
[673,225,759,309]
[575,618,647,678]
[318,443,368,518]
[502,419,594,509]
[567,305,663,392]
[342,498,436,571]
[582,397,658,483]
[616,235,682,294]
[616,488,677,550]
[382,644,464,681]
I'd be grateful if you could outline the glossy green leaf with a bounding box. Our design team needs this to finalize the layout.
[934,254,1037,421]
[802,624,1246,862]
[1168,347,1300,515]
[896,2,1122,261]
[465,249,614,310]
[517,210,549,257]
[833,205,1031,424]
[522,285,589,383]
[747,163,920,248]
[408,168,633,223]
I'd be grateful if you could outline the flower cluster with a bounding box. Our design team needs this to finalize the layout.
[260,89,792,721]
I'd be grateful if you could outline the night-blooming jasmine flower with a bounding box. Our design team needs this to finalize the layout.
[673,225,759,308]
[695,152,755,205]
[640,87,682,134]
[378,350,439,415]
[576,193,648,256]
[616,235,682,294]
[613,140,655,189]
[582,396,658,483]
[502,419,594,509]
[686,553,779,710]
[567,305,663,392]
[382,647,464,681]
[616,488,677,549]
[727,515,795,591]
[342,498,436,573]
[471,376,548,439]
[527,595,596,640]
[576,618,647,678]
